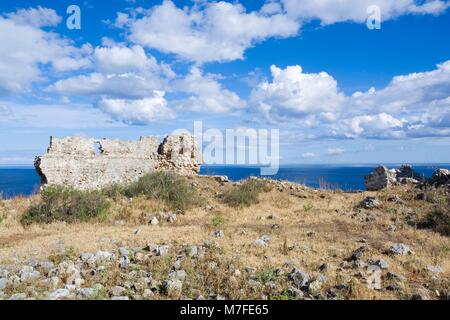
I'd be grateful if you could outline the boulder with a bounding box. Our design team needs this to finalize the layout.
[161,279,183,296]
[48,288,71,300]
[364,166,396,191]
[359,196,381,209]
[214,230,224,238]
[389,243,411,255]
[288,268,309,289]
[429,169,450,187]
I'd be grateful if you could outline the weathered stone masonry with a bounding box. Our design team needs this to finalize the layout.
[35,134,202,190]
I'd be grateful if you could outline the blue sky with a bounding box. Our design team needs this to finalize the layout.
[0,0,450,165]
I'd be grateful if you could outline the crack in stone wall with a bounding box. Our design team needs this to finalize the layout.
[35,133,202,190]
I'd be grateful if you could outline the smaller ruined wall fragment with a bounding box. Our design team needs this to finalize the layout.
[35,133,202,190]
[364,164,428,191]
[364,165,397,191]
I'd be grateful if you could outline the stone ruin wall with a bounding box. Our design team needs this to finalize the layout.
[364,164,450,191]
[35,134,202,190]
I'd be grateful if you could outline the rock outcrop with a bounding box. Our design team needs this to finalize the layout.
[364,166,397,191]
[364,164,424,191]
[35,133,202,190]
[365,164,449,191]
[429,168,450,188]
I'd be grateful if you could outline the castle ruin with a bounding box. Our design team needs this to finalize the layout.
[35,134,202,190]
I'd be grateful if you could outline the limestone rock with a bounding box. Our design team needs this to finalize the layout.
[364,166,396,191]
[373,259,389,269]
[389,243,411,255]
[110,285,126,297]
[161,279,183,296]
[168,270,187,282]
[118,247,129,257]
[48,288,71,300]
[0,278,8,290]
[430,169,450,188]
[150,217,159,226]
[19,266,40,283]
[214,230,224,238]
[9,293,27,300]
[253,239,268,247]
[426,265,444,274]
[156,245,170,257]
[288,268,309,289]
[360,196,381,209]
[364,164,424,191]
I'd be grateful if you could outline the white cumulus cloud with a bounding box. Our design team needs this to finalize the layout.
[172,67,246,113]
[0,8,91,95]
[282,0,449,24]
[50,73,167,99]
[250,65,345,123]
[5,6,61,27]
[250,61,450,139]
[94,45,160,74]
[96,91,175,125]
[127,0,300,63]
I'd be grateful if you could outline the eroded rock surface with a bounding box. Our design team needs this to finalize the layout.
[35,133,201,190]
[364,166,397,191]
[429,169,450,188]
[364,165,425,191]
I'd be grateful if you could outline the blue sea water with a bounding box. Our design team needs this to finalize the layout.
[1,164,449,199]
[0,168,41,198]
[199,164,450,190]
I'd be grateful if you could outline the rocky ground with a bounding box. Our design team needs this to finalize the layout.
[0,175,449,300]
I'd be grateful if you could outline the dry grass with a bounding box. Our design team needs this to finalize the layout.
[0,177,449,299]
[221,179,272,208]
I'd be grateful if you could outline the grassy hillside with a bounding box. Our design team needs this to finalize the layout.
[0,174,448,300]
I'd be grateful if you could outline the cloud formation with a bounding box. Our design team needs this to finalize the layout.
[126,0,300,63]
[0,7,91,95]
[282,0,449,24]
[96,91,175,125]
[250,65,345,123]
[5,6,61,27]
[172,67,246,113]
[1,3,450,140]
[250,61,450,139]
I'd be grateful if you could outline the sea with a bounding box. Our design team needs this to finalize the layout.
[0,164,449,199]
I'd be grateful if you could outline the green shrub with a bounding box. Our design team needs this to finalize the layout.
[124,171,202,211]
[418,208,450,236]
[48,246,77,265]
[101,183,126,200]
[222,179,271,208]
[212,215,225,228]
[303,203,314,212]
[22,186,111,224]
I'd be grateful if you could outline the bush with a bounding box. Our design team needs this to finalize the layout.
[222,179,271,208]
[124,171,202,211]
[22,186,111,224]
[418,208,450,236]
[101,183,126,200]
[303,203,314,212]
[212,215,225,228]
